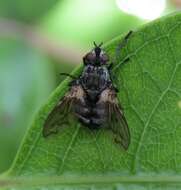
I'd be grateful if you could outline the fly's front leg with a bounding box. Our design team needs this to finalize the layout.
[108,31,133,91]
[60,72,80,87]
[115,30,133,67]
[107,31,133,72]
[107,32,132,67]
[117,30,133,51]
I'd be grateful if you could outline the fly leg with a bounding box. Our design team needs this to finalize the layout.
[115,30,133,67]
[108,31,133,91]
[60,72,80,86]
[75,114,91,125]
[108,31,133,71]
[60,73,77,79]
[116,30,133,55]
[73,98,92,125]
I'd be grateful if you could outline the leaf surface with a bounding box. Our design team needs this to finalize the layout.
[1,12,181,190]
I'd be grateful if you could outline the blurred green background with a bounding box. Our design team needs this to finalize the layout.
[0,0,179,174]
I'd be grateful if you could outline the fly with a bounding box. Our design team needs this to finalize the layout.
[43,31,133,150]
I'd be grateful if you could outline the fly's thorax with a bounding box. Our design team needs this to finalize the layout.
[80,65,110,102]
[81,65,110,91]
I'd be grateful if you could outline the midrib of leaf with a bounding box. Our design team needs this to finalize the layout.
[1,175,181,188]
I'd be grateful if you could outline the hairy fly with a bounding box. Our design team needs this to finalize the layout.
[43,31,132,150]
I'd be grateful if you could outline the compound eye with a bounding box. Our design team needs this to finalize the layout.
[85,52,96,62]
[101,53,109,63]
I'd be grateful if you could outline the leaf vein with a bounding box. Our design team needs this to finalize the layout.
[131,58,180,173]
[57,124,80,174]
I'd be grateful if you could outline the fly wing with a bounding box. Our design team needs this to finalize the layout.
[98,88,130,150]
[110,102,130,150]
[43,84,85,137]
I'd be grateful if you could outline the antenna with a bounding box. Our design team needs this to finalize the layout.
[93,41,98,47]
[98,42,103,47]
[93,41,103,48]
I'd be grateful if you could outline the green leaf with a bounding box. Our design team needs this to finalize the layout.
[1,12,181,189]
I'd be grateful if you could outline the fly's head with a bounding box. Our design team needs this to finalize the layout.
[83,42,109,66]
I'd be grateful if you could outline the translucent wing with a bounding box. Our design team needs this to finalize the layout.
[42,85,85,137]
[109,102,130,150]
[98,88,130,150]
